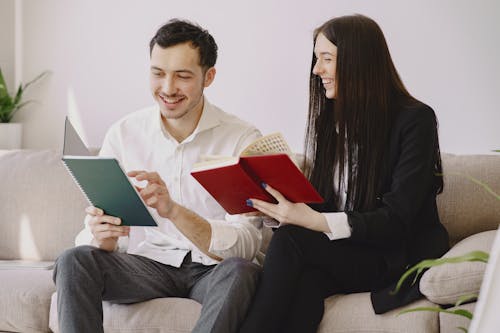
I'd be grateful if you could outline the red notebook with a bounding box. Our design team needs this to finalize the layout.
[191,153,324,214]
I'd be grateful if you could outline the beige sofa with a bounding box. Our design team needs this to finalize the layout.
[0,149,498,333]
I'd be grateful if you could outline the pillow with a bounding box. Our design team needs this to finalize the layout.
[419,230,496,305]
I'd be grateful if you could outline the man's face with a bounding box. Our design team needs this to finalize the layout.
[150,42,215,121]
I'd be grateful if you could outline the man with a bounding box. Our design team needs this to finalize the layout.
[53,19,263,333]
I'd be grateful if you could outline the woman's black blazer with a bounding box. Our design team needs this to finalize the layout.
[319,101,450,313]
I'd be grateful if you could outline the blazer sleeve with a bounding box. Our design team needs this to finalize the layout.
[347,106,439,248]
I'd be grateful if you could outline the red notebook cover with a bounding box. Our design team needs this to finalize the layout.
[190,154,323,214]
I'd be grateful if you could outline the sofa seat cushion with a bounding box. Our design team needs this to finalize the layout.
[439,302,475,333]
[0,269,55,333]
[318,292,438,333]
[49,293,201,333]
[420,230,495,305]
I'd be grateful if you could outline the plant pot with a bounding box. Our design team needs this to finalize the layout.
[0,123,23,149]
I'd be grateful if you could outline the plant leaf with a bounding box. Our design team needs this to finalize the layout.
[455,294,477,307]
[453,309,474,320]
[0,68,49,123]
[22,70,50,90]
[437,172,500,201]
[13,84,23,105]
[7,100,32,120]
[0,100,16,122]
[393,251,489,294]
[399,306,444,315]
[0,68,9,100]
[457,327,468,333]
[399,306,473,320]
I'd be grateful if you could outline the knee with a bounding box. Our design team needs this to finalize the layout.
[53,245,100,283]
[217,257,261,284]
[268,224,305,250]
[56,245,97,268]
[273,224,304,238]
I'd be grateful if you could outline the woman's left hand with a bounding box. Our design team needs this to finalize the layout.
[248,183,328,232]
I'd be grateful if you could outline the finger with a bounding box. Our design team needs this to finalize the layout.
[94,223,129,234]
[251,203,280,222]
[248,198,281,220]
[127,170,146,177]
[138,188,160,205]
[86,206,103,216]
[89,215,122,226]
[128,170,149,183]
[146,196,158,206]
[95,230,129,240]
[140,183,165,197]
[135,171,165,185]
[262,183,287,203]
[93,225,129,239]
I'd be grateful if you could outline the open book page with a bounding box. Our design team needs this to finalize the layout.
[240,132,292,156]
[193,133,295,172]
[191,155,239,172]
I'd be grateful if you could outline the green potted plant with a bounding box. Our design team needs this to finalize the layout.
[0,67,49,149]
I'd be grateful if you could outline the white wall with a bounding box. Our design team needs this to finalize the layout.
[0,0,16,90]
[12,0,500,153]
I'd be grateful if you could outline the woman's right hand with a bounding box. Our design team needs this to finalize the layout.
[86,206,130,252]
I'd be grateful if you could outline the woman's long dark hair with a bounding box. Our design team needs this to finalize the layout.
[304,14,443,212]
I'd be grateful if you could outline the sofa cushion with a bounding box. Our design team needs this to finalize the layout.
[0,150,88,261]
[0,269,55,333]
[49,293,201,333]
[438,153,500,245]
[439,302,475,333]
[318,292,438,333]
[420,230,496,305]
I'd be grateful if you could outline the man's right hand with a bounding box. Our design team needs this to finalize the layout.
[86,206,130,252]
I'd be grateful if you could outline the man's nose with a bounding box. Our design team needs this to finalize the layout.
[161,76,176,95]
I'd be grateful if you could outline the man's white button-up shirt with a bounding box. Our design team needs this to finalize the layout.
[75,98,263,267]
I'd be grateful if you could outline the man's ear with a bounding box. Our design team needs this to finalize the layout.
[203,67,216,87]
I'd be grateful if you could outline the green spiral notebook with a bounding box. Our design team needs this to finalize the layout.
[62,118,157,227]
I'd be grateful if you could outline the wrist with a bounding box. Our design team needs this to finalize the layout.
[309,211,327,232]
[165,201,181,220]
[92,237,118,252]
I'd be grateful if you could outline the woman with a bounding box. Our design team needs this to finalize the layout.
[240,14,449,333]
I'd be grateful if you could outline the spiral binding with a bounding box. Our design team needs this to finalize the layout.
[62,160,94,206]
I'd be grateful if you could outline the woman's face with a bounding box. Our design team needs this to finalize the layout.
[312,33,338,99]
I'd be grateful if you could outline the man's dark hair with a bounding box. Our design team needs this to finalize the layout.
[149,19,218,70]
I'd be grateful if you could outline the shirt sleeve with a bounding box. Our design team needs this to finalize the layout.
[74,215,94,246]
[208,214,263,261]
[322,212,352,240]
[205,127,263,260]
